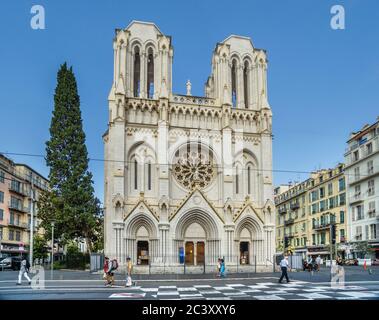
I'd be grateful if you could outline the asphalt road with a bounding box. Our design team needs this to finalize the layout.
[0,266,378,300]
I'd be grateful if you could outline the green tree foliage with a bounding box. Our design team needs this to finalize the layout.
[353,241,373,259]
[37,63,102,253]
[33,234,48,260]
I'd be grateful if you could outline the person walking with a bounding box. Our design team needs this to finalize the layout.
[216,258,221,277]
[316,255,321,271]
[219,258,226,278]
[103,256,110,286]
[125,257,133,287]
[103,256,115,287]
[278,255,290,283]
[16,258,31,285]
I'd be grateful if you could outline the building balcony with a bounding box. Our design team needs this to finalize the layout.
[290,202,300,210]
[349,193,363,204]
[7,220,28,229]
[9,184,29,197]
[284,218,295,226]
[313,221,335,231]
[368,209,377,219]
[284,232,297,238]
[171,94,216,106]
[278,207,287,215]
[8,202,29,214]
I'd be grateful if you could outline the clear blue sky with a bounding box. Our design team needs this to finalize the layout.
[0,0,378,202]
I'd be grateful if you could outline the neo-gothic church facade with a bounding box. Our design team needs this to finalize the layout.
[103,21,275,272]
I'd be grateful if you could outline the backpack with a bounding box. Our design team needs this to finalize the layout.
[111,259,119,271]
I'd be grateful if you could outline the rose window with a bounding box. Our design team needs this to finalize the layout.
[173,150,215,190]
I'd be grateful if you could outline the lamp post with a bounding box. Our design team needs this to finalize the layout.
[29,179,34,268]
[51,221,55,279]
[0,238,3,272]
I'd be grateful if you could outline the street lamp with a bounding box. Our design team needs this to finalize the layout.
[51,221,55,279]
[29,179,35,268]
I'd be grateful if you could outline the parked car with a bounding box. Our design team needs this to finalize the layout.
[371,259,379,266]
[0,257,22,270]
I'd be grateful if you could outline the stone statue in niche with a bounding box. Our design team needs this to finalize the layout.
[254,112,261,131]
[186,80,192,96]
[160,204,168,222]
[224,199,233,224]
[115,201,122,221]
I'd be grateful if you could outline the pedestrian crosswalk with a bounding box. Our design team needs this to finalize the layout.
[107,280,379,300]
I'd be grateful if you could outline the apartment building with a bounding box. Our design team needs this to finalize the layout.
[275,163,347,260]
[0,154,48,258]
[344,117,379,259]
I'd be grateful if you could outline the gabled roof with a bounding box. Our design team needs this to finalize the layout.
[124,198,159,222]
[125,20,163,35]
[233,196,264,224]
[222,34,254,47]
[169,187,224,223]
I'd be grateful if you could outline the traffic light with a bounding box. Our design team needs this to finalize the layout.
[331,224,336,244]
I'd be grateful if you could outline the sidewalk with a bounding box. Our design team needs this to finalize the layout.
[0,266,378,282]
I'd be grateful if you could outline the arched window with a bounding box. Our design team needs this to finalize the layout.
[133,47,141,97]
[247,166,251,194]
[134,159,138,190]
[231,59,237,107]
[235,165,240,194]
[147,162,152,191]
[146,48,154,99]
[243,61,249,109]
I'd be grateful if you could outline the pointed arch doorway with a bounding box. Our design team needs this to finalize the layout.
[184,222,205,266]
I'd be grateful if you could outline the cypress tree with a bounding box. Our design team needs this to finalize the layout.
[38,63,101,253]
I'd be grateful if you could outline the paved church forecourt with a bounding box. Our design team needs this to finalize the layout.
[0,267,379,300]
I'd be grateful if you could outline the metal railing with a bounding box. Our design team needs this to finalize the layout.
[7,220,28,228]
[171,94,216,106]
[95,254,260,275]
[8,202,29,213]
[9,183,30,197]
[284,218,295,225]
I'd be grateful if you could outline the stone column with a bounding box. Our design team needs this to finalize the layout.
[113,222,124,264]
[126,48,132,96]
[120,43,127,85]
[264,225,275,263]
[159,223,170,265]
[140,51,146,98]
[237,63,244,108]
[113,41,117,86]
[224,225,235,263]
[222,126,233,201]
[154,52,159,99]
[115,44,121,85]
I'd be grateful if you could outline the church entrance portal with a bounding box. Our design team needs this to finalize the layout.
[137,240,149,265]
[240,241,250,265]
[185,242,194,265]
